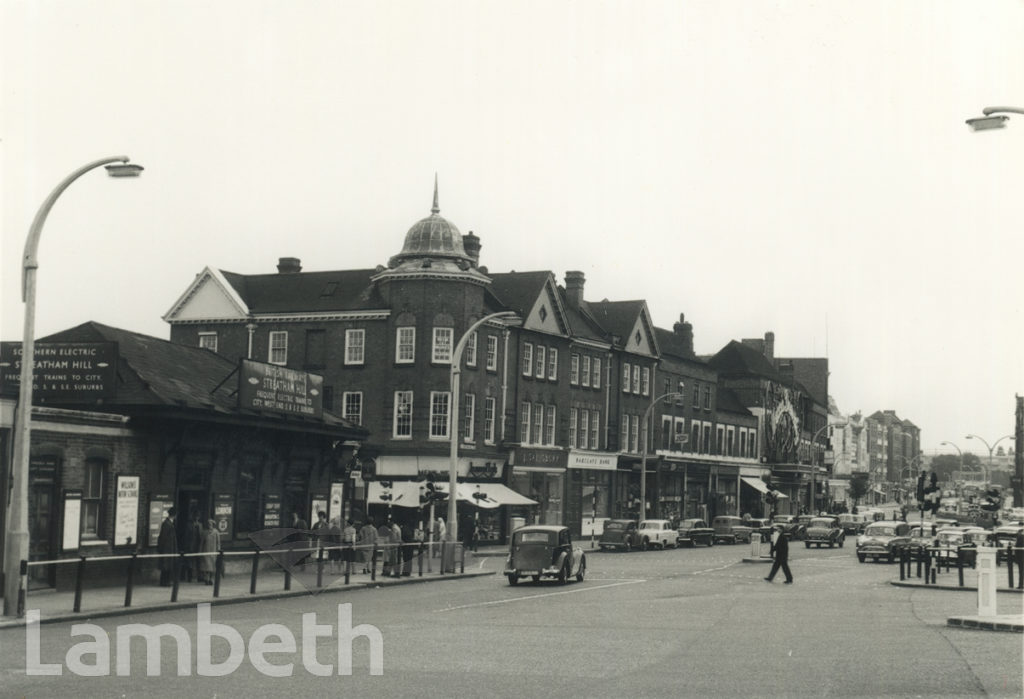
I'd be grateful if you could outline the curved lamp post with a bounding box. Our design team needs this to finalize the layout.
[3,157,143,617]
[807,423,831,513]
[639,392,684,520]
[447,311,519,547]
[965,434,1013,488]
[966,106,1024,131]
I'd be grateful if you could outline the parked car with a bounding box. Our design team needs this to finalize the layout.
[933,527,972,566]
[504,525,586,585]
[772,515,806,541]
[856,521,911,563]
[804,517,845,548]
[993,523,1024,562]
[712,516,752,544]
[598,519,640,552]
[637,519,678,549]
[676,519,715,547]
[837,513,868,536]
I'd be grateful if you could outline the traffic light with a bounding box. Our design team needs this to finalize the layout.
[916,473,926,502]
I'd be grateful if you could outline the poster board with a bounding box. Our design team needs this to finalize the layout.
[148,493,174,547]
[329,482,345,523]
[262,493,281,529]
[213,493,234,538]
[114,475,140,546]
[310,494,328,525]
[62,489,82,551]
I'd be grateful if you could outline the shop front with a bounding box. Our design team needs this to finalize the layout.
[509,447,566,527]
[565,450,617,537]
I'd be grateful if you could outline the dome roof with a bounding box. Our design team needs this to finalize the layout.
[389,177,473,267]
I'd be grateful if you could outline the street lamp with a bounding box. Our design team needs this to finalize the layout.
[639,392,684,521]
[3,156,143,617]
[965,433,1013,488]
[965,106,1024,131]
[807,424,830,514]
[447,311,519,548]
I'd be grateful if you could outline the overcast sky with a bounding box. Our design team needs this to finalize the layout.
[3,1,1022,455]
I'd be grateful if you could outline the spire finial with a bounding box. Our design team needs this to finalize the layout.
[431,173,440,214]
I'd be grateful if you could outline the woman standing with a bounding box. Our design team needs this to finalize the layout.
[199,519,221,585]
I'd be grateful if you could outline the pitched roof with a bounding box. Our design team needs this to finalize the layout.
[586,300,646,341]
[219,268,385,314]
[488,271,552,316]
[706,340,781,379]
[38,322,365,436]
[716,386,753,417]
[556,288,609,344]
[654,327,695,360]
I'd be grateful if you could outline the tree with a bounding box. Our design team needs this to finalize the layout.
[849,473,870,507]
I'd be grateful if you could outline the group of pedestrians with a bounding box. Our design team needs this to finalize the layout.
[155,506,222,587]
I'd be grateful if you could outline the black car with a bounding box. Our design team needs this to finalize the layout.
[598,519,640,552]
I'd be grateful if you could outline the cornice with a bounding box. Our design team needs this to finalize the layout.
[168,310,391,325]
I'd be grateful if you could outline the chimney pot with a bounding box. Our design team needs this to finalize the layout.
[565,270,586,307]
[277,257,302,274]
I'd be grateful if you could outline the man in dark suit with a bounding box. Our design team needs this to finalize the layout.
[157,506,178,586]
[765,528,793,584]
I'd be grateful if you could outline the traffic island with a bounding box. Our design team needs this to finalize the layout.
[946,615,1023,633]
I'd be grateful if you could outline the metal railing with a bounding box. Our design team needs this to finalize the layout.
[14,540,467,618]
[898,542,1024,589]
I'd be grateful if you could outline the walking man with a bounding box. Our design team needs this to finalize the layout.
[765,528,793,584]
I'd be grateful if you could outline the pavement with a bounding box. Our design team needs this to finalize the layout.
[0,558,492,629]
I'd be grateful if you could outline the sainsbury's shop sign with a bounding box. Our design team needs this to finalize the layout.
[238,359,323,418]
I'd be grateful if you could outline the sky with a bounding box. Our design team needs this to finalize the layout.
[2,1,1022,455]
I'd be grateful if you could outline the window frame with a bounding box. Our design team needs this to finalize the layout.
[632,365,641,394]
[520,402,531,444]
[483,397,496,444]
[590,411,599,449]
[580,409,590,450]
[432,327,453,365]
[570,354,580,385]
[342,391,363,425]
[198,332,218,353]
[429,391,451,440]
[393,391,413,439]
[592,358,602,389]
[569,407,578,448]
[522,343,534,377]
[535,346,546,379]
[81,457,105,539]
[344,328,365,365]
[463,393,475,442]
[466,331,478,368]
[545,405,556,446]
[547,348,558,381]
[622,362,631,393]
[641,367,650,396]
[582,356,591,387]
[485,335,498,371]
[396,326,416,364]
[268,331,288,365]
[532,402,544,445]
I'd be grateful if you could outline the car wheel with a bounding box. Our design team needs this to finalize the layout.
[532,574,540,583]
[886,553,894,564]
[507,574,518,586]
[641,538,649,551]
[829,542,834,548]
[576,557,586,582]
[624,539,632,553]
[805,542,810,549]
[839,538,844,548]
[857,553,865,563]
[557,562,569,585]
[708,538,715,547]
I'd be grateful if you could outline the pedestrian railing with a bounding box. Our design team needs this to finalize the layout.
[14,540,466,618]
[898,542,1024,589]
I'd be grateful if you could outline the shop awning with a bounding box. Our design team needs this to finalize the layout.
[459,483,538,509]
[741,476,770,494]
[366,481,422,508]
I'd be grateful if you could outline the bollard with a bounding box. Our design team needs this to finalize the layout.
[73,556,86,613]
[957,553,964,587]
[1008,545,1015,589]
[316,547,325,589]
[930,567,937,584]
[750,533,762,559]
[18,560,27,618]
[125,553,137,607]
[916,552,923,579]
[923,555,931,585]
[371,544,377,581]
[249,550,260,594]
[460,543,465,574]
[976,546,998,617]
[213,551,224,598]
[899,549,906,581]
[418,542,424,577]
[344,557,351,586]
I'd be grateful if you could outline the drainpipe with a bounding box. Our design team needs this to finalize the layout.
[500,329,510,441]
[246,323,257,359]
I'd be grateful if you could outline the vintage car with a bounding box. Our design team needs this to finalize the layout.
[712,516,752,544]
[934,526,989,567]
[899,524,937,558]
[803,517,845,548]
[837,513,868,536]
[637,519,678,549]
[856,521,910,563]
[993,523,1024,562]
[676,519,715,547]
[504,525,586,585]
[772,515,806,541]
[598,519,640,552]
[746,518,774,542]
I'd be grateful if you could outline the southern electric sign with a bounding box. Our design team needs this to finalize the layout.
[0,342,117,402]
[238,359,323,418]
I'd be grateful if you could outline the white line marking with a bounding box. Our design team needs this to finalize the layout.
[434,579,646,612]
[692,563,737,575]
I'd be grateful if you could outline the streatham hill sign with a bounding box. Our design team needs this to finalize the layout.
[238,359,323,418]
[0,342,117,402]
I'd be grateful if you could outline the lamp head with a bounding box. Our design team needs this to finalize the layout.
[105,163,144,178]
[966,115,1009,131]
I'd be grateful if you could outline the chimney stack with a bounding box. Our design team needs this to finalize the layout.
[462,231,481,267]
[277,257,302,274]
[764,331,775,361]
[565,271,586,307]
[673,313,695,357]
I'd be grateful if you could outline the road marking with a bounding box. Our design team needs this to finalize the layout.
[434,579,646,612]
[692,562,738,575]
